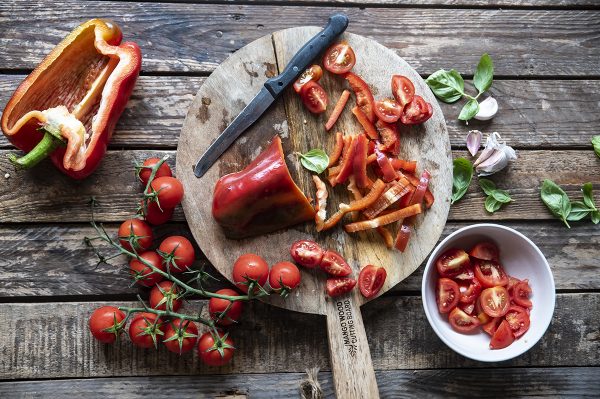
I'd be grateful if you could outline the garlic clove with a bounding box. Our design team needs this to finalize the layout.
[474,147,494,167]
[466,130,483,157]
[474,96,498,121]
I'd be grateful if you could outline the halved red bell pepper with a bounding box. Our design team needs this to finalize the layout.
[353,133,369,188]
[212,136,315,238]
[1,19,142,179]
[345,72,376,122]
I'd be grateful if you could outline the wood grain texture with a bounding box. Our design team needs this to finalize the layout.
[145,0,600,7]
[2,367,599,399]
[1,149,597,223]
[1,1,599,76]
[3,76,599,150]
[1,294,598,379]
[0,221,597,298]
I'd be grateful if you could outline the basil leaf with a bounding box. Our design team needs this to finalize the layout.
[297,149,329,174]
[451,158,473,204]
[425,69,465,103]
[491,189,512,204]
[591,210,600,225]
[592,135,600,159]
[567,201,592,221]
[473,53,494,94]
[582,182,597,211]
[478,178,496,196]
[484,196,503,213]
[540,179,572,228]
[458,99,480,121]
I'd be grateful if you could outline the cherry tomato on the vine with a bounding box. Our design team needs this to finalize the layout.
[158,236,195,273]
[140,200,174,225]
[149,281,182,312]
[232,253,269,293]
[129,312,164,349]
[118,219,153,252]
[198,331,235,367]
[269,261,301,295]
[138,158,172,185]
[148,176,184,209]
[89,306,126,344]
[209,288,244,326]
[129,251,165,287]
[163,318,198,355]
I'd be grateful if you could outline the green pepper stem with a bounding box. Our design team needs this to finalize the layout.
[7,131,63,169]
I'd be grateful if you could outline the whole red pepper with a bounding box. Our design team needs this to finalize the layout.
[1,19,142,179]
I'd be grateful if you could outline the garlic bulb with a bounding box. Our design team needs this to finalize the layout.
[474,132,517,176]
[474,96,498,121]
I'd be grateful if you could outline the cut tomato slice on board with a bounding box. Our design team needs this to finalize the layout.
[323,42,356,74]
[345,72,376,122]
[374,98,402,123]
[358,265,387,298]
[326,277,357,297]
[300,81,328,114]
[391,75,415,107]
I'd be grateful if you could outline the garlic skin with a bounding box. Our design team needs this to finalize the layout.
[474,132,517,176]
[474,96,498,121]
[466,130,483,157]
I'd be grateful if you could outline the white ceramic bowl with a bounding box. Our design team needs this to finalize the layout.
[422,223,555,362]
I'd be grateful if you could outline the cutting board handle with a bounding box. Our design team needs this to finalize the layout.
[325,293,379,398]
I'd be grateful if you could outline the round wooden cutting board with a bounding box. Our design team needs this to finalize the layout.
[177,25,451,398]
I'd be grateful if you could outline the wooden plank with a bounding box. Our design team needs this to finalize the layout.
[165,0,600,7]
[0,149,598,223]
[1,367,599,398]
[2,75,598,149]
[1,1,599,76]
[0,294,598,379]
[0,221,598,299]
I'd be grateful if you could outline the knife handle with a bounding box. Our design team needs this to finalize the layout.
[264,13,349,97]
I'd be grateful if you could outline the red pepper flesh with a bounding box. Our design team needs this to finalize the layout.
[352,134,369,188]
[212,136,315,239]
[1,19,142,179]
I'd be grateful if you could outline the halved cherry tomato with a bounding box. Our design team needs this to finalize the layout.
[469,241,499,261]
[512,280,533,308]
[374,98,402,123]
[436,248,470,277]
[358,265,387,298]
[400,95,433,125]
[391,75,415,107]
[480,286,510,318]
[458,277,482,304]
[490,320,515,349]
[475,296,491,325]
[474,260,509,287]
[437,277,459,314]
[323,42,356,75]
[293,64,323,93]
[290,240,324,269]
[320,250,352,277]
[300,80,328,114]
[482,317,501,336]
[507,276,521,293]
[449,307,480,333]
[345,72,376,122]
[326,277,357,297]
[454,266,475,281]
[505,305,530,338]
[459,302,475,315]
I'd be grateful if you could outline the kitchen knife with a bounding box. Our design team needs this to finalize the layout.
[193,13,349,178]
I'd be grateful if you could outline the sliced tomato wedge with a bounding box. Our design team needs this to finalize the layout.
[490,320,515,349]
[512,280,533,308]
[469,241,499,261]
[400,95,433,125]
[437,277,460,314]
[459,302,475,315]
[448,307,480,333]
[454,266,475,281]
[458,277,482,304]
[323,42,356,75]
[374,98,402,123]
[320,250,352,277]
[482,317,501,336]
[507,276,521,293]
[391,75,415,107]
[474,260,509,287]
[300,81,328,114]
[436,248,471,277]
[293,64,323,93]
[505,305,530,338]
[480,286,510,318]
[326,277,357,297]
[358,265,387,298]
[375,120,399,152]
[345,72,376,122]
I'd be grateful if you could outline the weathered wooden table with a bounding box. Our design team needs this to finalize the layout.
[1,1,599,397]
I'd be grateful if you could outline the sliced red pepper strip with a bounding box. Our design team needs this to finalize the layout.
[313,175,328,231]
[351,106,378,140]
[405,172,435,209]
[375,147,398,182]
[327,131,345,167]
[325,90,351,131]
[344,204,422,233]
[347,176,362,222]
[377,226,394,249]
[394,170,431,251]
[1,19,142,179]
[333,135,357,186]
[319,180,386,231]
[345,72,376,122]
[353,134,369,188]
[398,185,415,208]
[391,159,417,173]
[363,177,410,219]
[375,120,398,152]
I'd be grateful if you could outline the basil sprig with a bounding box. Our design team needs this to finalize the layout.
[296,149,329,174]
[451,158,473,204]
[426,53,494,121]
[479,178,512,213]
[592,135,600,159]
[540,180,599,227]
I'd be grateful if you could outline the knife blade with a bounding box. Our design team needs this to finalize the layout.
[194,13,349,178]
